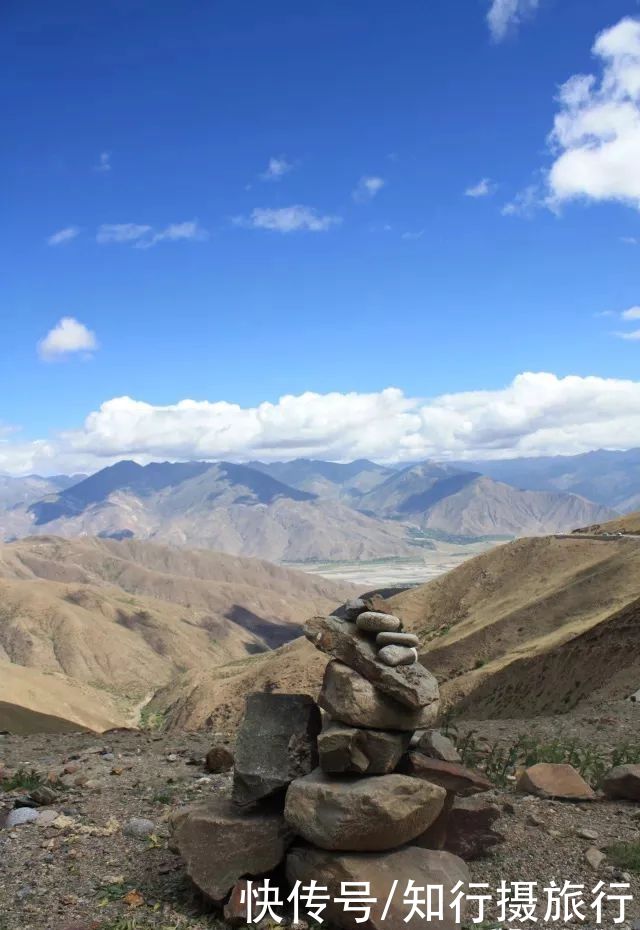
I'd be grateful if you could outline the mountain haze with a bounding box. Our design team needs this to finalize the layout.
[463,448,640,513]
[0,456,623,558]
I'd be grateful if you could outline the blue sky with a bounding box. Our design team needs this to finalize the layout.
[2,0,640,474]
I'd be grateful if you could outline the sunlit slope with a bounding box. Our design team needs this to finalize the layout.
[387,535,640,718]
[0,536,354,731]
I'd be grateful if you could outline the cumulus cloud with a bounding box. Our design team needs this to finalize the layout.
[94,151,111,173]
[47,226,80,246]
[547,17,640,210]
[352,176,385,204]
[260,156,293,181]
[465,178,496,198]
[96,220,206,247]
[4,372,640,474]
[234,206,341,233]
[487,0,539,42]
[616,329,640,341]
[622,306,640,320]
[37,317,98,362]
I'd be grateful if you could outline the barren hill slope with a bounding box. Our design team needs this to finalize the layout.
[171,533,640,731]
[387,534,640,718]
[0,536,355,732]
[572,508,640,536]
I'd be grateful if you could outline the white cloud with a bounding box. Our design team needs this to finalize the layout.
[96,220,206,247]
[621,236,639,245]
[621,306,640,320]
[37,318,98,362]
[96,223,152,244]
[47,227,80,246]
[547,17,640,210]
[401,230,425,241]
[501,183,542,217]
[235,206,341,233]
[487,0,540,42]
[352,176,386,204]
[94,151,111,173]
[260,157,293,181]
[465,178,496,198]
[616,329,640,340]
[5,372,640,474]
[136,220,208,249]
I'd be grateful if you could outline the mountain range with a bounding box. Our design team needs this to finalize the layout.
[0,452,628,560]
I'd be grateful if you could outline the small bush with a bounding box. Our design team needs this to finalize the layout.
[606,841,640,873]
[0,767,46,792]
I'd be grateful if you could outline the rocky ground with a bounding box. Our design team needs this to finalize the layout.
[1,706,640,930]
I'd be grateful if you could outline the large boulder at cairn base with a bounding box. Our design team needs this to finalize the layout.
[284,769,446,851]
[305,615,439,710]
[416,797,504,861]
[318,719,410,775]
[232,692,321,807]
[516,763,596,801]
[170,798,293,901]
[399,753,492,796]
[602,764,640,801]
[444,797,503,860]
[319,661,438,731]
[286,845,469,930]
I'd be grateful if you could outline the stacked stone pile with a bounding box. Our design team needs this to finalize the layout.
[171,597,504,930]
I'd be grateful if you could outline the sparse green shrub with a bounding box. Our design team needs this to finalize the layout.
[0,767,46,791]
[444,729,640,789]
[606,841,640,872]
[139,706,166,731]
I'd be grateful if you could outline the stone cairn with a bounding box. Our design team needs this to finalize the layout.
[171,598,504,930]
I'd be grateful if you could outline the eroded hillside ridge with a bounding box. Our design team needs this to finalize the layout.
[0,536,356,733]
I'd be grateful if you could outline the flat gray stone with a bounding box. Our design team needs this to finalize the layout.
[232,692,321,807]
[305,615,439,709]
[378,645,417,667]
[376,631,420,648]
[124,817,156,839]
[5,808,39,828]
[319,661,438,731]
[414,729,461,763]
[343,598,367,620]
[356,611,402,633]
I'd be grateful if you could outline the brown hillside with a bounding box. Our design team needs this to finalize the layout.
[572,508,640,536]
[0,536,355,732]
[386,534,640,718]
[0,661,131,733]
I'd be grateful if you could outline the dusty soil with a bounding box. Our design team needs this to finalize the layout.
[1,709,640,930]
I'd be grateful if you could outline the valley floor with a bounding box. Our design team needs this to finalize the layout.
[1,703,640,929]
[288,539,498,587]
